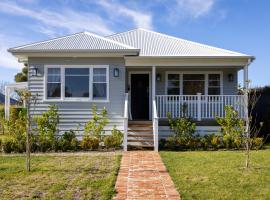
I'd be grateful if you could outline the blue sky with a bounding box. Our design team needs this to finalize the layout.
[0,0,269,87]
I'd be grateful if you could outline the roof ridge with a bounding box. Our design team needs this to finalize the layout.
[83,31,136,49]
[108,28,247,56]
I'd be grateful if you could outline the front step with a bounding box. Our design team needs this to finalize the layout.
[127,121,154,150]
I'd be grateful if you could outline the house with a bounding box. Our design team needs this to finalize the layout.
[8,28,254,151]
[0,92,19,105]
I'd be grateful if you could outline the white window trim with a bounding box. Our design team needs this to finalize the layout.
[44,65,109,102]
[165,71,223,95]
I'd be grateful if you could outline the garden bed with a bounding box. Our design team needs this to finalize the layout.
[161,149,270,200]
[0,152,121,200]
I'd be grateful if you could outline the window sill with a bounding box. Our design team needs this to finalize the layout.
[43,99,110,103]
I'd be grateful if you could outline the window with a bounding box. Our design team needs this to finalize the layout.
[208,74,221,95]
[93,68,107,99]
[166,72,222,95]
[183,74,205,95]
[167,74,180,95]
[65,68,89,98]
[47,68,61,98]
[45,66,109,101]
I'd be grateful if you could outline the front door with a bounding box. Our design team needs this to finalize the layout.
[130,74,149,120]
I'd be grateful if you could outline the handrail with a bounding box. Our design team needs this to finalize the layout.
[152,99,159,152]
[156,94,245,119]
[123,93,129,151]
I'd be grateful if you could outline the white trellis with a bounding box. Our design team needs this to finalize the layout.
[4,82,28,119]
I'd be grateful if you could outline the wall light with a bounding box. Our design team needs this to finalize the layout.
[228,73,234,82]
[156,73,161,81]
[113,68,119,77]
[29,66,38,77]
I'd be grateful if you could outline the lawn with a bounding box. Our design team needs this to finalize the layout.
[161,149,270,200]
[0,152,121,200]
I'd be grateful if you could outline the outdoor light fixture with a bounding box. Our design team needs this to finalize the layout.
[156,73,161,81]
[29,66,38,77]
[228,73,234,82]
[113,68,119,77]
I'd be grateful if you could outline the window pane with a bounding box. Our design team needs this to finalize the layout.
[93,75,106,82]
[94,68,106,75]
[208,88,220,95]
[48,68,60,75]
[48,75,60,82]
[47,83,61,98]
[65,68,89,75]
[168,80,180,87]
[209,74,220,80]
[208,80,220,86]
[93,83,107,99]
[65,76,89,97]
[167,88,180,95]
[168,74,180,80]
[183,74,204,80]
[183,81,204,95]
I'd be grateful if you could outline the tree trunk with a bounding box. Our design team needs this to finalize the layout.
[245,140,250,168]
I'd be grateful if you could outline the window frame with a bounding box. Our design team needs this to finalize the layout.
[44,65,109,102]
[165,71,223,95]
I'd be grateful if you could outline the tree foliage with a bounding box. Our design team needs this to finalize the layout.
[14,66,28,82]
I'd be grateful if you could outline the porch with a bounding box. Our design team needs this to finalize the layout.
[123,64,249,152]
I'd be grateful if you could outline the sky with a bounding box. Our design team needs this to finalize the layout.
[0,0,269,87]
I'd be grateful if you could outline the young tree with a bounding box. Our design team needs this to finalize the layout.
[16,89,37,172]
[241,82,263,168]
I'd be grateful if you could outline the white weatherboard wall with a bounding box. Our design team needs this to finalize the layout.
[28,57,126,136]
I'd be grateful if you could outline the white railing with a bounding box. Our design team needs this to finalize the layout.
[156,94,245,120]
[152,99,159,152]
[123,93,129,151]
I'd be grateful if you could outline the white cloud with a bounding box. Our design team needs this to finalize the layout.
[96,0,153,30]
[175,0,216,18]
[0,35,24,69]
[0,1,114,36]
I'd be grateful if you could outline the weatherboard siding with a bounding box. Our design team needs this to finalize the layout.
[28,57,126,135]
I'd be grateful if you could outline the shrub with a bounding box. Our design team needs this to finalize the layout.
[34,105,59,151]
[252,137,264,150]
[81,136,99,150]
[167,113,196,148]
[84,105,108,140]
[104,135,115,149]
[216,106,245,149]
[59,130,77,152]
[104,127,123,149]
[211,135,222,150]
[159,138,166,149]
[70,138,80,151]
[165,136,177,150]
[2,137,17,153]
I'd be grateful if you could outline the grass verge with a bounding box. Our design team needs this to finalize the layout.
[160,150,270,200]
[0,152,121,200]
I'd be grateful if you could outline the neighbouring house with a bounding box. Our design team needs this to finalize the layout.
[8,28,254,151]
[0,92,19,105]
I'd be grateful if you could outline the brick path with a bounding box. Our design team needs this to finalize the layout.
[114,151,181,200]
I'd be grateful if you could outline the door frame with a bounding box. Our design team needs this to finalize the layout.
[128,71,152,120]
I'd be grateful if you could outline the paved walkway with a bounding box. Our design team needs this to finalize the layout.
[114,151,181,200]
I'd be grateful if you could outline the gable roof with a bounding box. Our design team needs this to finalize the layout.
[8,32,139,53]
[107,28,252,58]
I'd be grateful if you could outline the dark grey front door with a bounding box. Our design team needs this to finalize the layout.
[130,74,149,120]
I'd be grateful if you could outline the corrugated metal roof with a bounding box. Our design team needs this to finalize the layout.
[9,32,138,53]
[107,28,251,57]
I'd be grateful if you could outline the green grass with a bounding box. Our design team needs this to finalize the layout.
[160,150,270,200]
[0,152,121,200]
